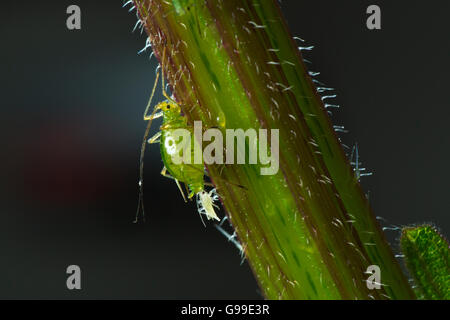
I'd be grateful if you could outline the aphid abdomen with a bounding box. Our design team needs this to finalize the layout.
[160,129,185,179]
[159,112,205,199]
[187,181,204,198]
[161,127,203,176]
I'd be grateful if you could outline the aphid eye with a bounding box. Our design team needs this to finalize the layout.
[166,105,170,109]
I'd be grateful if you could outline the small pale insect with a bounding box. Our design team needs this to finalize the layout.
[135,48,219,224]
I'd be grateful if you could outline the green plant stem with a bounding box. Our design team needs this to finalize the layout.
[401,225,450,300]
[132,0,415,299]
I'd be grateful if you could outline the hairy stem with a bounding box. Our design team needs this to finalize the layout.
[401,225,450,300]
[131,0,415,299]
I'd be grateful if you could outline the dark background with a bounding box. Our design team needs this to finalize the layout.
[0,1,448,299]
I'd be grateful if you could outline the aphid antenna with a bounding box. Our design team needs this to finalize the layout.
[135,69,161,223]
[136,45,179,223]
[135,48,177,224]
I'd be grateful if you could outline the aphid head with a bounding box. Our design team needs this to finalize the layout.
[156,101,180,115]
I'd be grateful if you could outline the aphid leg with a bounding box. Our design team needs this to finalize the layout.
[142,70,161,121]
[208,188,220,209]
[174,179,188,203]
[188,190,196,199]
[183,183,191,201]
[147,131,161,144]
[184,163,247,191]
[209,188,220,201]
[159,167,188,203]
[160,121,179,131]
[144,110,163,122]
[195,194,207,227]
[203,184,224,203]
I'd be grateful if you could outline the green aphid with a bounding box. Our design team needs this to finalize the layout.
[135,49,219,224]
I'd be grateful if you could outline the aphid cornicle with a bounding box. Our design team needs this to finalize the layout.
[135,48,219,224]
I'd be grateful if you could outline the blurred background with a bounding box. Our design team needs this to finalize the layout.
[0,0,448,299]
